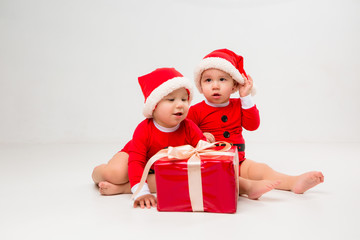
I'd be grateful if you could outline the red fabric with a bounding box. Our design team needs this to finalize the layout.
[138,68,184,102]
[155,146,238,213]
[120,140,132,153]
[187,98,260,161]
[128,119,206,187]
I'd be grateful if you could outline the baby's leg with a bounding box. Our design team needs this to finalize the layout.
[238,177,280,200]
[98,181,130,195]
[92,152,157,195]
[92,151,129,185]
[98,173,157,195]
[291,171,324,194]
[241,159,324,194]
[92,151,130,195]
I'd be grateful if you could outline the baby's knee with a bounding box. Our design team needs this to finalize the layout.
[256,162,270,169]
[102,166,128,184]
[246,161,270,174]
[92,164,108,183]
[92,163,107,175]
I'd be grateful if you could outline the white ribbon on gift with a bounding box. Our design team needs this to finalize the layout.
[131,140,237,212]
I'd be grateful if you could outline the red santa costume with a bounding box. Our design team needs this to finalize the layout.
[127,68,206,200]
[188,49,259,163]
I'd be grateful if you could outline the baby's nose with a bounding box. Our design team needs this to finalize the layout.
[212,81,220,88]
[176,100,184,107]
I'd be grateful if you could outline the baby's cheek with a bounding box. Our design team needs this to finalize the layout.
[184,102,190,109]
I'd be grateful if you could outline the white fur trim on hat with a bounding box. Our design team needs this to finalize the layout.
[143,77,193,118]
[194,57,245,93]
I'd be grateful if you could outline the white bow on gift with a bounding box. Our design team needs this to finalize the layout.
[131,140,236,212]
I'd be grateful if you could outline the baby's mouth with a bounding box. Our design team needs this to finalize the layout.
[212,93,221,97]
[174,112,183,116]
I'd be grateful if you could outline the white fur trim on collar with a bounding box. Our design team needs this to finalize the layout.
[143,77,193,118]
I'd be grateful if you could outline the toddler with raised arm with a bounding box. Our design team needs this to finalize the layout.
[188,49,324,194]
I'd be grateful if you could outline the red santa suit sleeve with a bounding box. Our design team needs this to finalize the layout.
[127,120,151,199]
[240,95,260,131]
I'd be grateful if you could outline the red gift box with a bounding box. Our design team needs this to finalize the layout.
[154,143,239,213]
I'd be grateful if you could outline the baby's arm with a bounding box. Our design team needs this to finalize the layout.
[128,122,157,208]
[187,106,211,143]
[238,74,260,130]
[240,94,260,131]
[129,157,158,209]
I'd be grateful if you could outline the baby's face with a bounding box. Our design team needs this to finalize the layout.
[200,68,237,104]
[153,88,189,128]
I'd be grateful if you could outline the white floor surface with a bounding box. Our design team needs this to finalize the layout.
[1,142,359,240]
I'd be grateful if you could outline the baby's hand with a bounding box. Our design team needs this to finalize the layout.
[239,74,253,97]
[204,132,215,143]
[133,194,157,209]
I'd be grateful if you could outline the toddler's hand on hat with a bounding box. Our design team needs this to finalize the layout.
[133,194,157,209]
[239,74,253,97]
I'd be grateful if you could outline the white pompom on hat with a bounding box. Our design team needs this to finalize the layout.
[194,49,256,95]
[138,68,193,118]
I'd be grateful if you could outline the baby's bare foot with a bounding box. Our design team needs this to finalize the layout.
[247,180,281,200]
[292,171,324,194]
[98,181,123,195]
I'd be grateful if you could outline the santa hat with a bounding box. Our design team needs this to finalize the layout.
[194,49,256,95]
[138,68,193,118]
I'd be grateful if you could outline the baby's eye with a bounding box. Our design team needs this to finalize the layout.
[181,98,187,102]
[204,78,212,83]
[167,98,175,102]
[220,78,226,81]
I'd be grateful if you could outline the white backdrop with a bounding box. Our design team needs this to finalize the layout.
[1,0,359,144]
